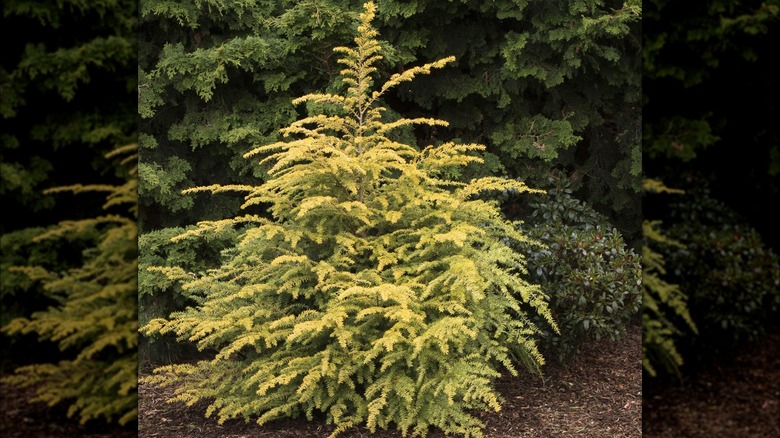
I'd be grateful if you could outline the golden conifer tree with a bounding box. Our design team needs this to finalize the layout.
[142,3,555,436]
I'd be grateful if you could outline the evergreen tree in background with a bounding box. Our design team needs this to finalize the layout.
[2,0,136,223]
[142,4,555,436]
[643,0,779,244]
[375,0,642,237]
[138,0,641,234]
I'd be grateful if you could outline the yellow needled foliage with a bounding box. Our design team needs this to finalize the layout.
[641,179,697,378]
[142,3,555,437]
[2,144,138,425]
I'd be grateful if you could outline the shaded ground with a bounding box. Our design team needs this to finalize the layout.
[136,322,642,438]
[0,380,136,438]
[643,326,780,437]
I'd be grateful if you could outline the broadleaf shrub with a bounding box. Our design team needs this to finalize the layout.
[660,182,780,346]
[515,177,642,362]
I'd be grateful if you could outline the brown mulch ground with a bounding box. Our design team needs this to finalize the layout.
[643,326,780,438]
[0,380,136,438]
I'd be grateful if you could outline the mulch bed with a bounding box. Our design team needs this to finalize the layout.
[643,326,780,437]
[0,380,136,438]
